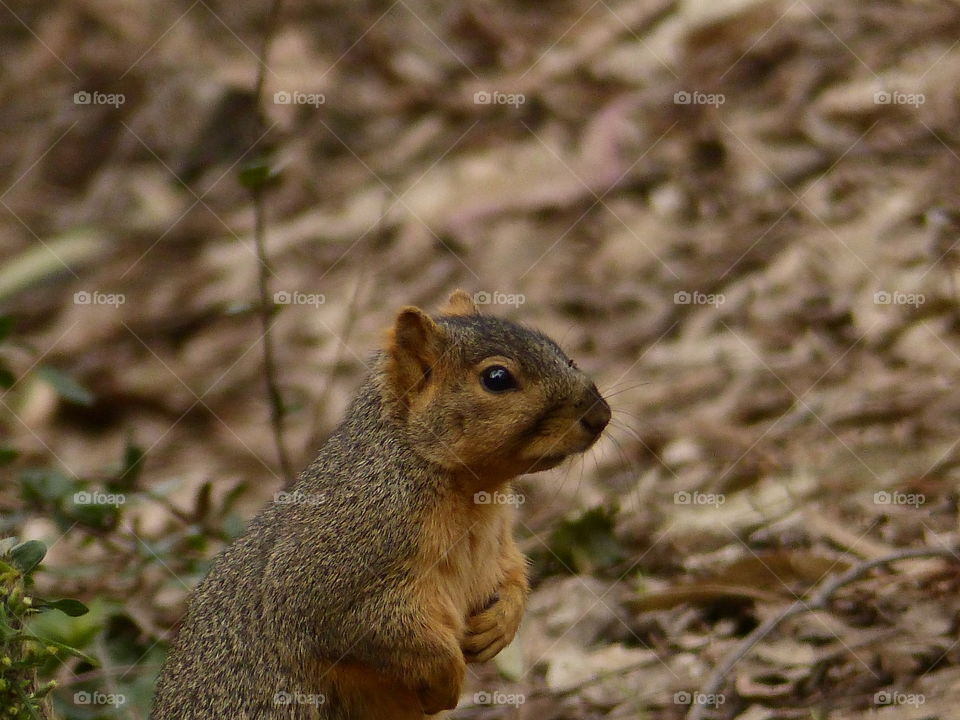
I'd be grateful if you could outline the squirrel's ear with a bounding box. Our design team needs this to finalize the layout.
[440,289,479,317]
[385,307,446,404]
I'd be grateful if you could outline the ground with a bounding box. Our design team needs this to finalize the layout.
[2,0,960,718]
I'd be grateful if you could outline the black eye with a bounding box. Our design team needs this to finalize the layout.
[480,365,517,393]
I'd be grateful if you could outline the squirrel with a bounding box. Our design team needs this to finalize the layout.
[151,290,611,719]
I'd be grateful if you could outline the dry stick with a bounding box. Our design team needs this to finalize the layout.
[249,0,293,484]
[687,545,960,720]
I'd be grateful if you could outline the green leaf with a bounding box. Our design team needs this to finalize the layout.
[185,531,208,552]
[238,159,280,190]
[0,315,13,341]
[0,365,14,389]
[118,437,146,487]
[221,480,250,513]
[0,445,17,465]
[9,540,46,573]
[19,468,75,504]
[109,435,144,491]
[38,598,89,617]
[66,501,119,531]
[26,597,107,653]
[540,504,625,576]
[35,366,94,406]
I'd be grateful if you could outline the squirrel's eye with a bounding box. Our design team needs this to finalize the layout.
[480,365,517,393]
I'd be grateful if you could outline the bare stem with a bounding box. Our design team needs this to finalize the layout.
[249,0,293,484]
[251,189,293,484]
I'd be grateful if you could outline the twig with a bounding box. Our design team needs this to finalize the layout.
[249,0,294,484]
[251,189,293,484]
[687,545,959,720]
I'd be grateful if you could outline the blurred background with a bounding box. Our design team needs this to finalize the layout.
[3,0,960,718]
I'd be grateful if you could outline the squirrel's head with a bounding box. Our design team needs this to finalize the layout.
[380,290,610,487]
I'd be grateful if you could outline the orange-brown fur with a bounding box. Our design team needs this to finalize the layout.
[151,290,610,719]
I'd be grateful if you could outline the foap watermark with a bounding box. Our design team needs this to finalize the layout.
[473,690,526,707]
[673,90,725,107]
[874,90,924,107]
[73,90,125,108]
[874,290,924,307]
[74,290,125,307]
[874,490,924,508]
[273,90,325,107]
[274,490,326,506]
[673,691,725,707]
[874,690,925,707]
[74,691,126,706]
[674,290,724,307]
[274,291,325,307]
[473,290,525,308]
[674,490,725,508]
[73,491,126,507]
[473,90,525,108]
[273,691,326,706]
[474,490,525,506]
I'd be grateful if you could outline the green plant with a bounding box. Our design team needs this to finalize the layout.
[0,538,91,720]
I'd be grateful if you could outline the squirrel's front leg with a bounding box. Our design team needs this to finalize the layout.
[461,537,529,663]
[306,593,466,716]
[378,594,468,715]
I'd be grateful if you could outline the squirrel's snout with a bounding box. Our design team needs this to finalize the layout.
[578,386,611,437]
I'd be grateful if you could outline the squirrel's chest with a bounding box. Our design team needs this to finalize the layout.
[417,501,511,618]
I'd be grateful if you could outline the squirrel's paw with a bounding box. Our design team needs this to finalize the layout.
[461,586,524,663]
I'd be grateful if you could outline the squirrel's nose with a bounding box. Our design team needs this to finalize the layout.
[578,386,611,436]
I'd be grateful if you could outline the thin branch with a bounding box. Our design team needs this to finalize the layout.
[249,0,294,484]
[687,545,959,720]
[251,189,293,483]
